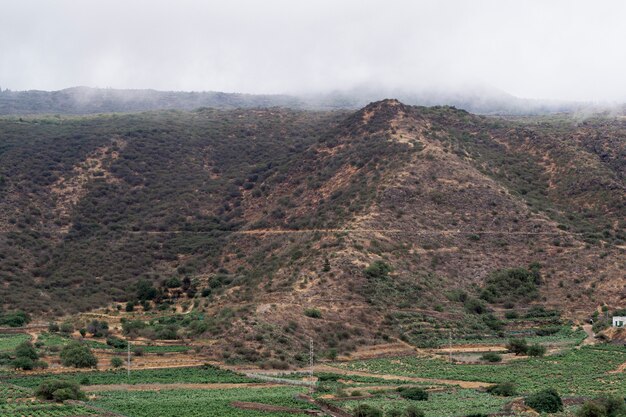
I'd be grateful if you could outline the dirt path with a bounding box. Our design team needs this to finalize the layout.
[83,382,281,392]
[581,325,597,346]
[313,364,492,389]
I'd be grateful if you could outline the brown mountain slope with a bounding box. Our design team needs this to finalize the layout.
[0,101,623,358]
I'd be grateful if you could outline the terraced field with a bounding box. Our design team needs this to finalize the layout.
[334,346,626,396]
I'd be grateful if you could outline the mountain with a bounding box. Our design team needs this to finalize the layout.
[1,86,620,115]
[0,100,623,358]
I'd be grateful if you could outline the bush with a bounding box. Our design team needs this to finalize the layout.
[486,382,517,397]
[110,356,124,368]
[106,336,128,349]
[480,267,541,304]
[464,298,488,315]
[304,308,322,319]
[353,404,383,417]
[59,322,74,334]
[525,388,564,413]
[48,322,60,332]
[125,301,135,312]
[404,406,425,417]
[35,380,85,402]
[60,342,98,368]
[86,320,109,337]
[364,261,391,280]
[577,396,626,417]
[0,310,31,327]
[527,343,546,357]
[398,387,428,401]
[506,338,528,355]
[480,352,502,363]
[15,341,38,360]
[13,356,34,370]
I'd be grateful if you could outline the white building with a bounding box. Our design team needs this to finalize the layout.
[613,316,626,327]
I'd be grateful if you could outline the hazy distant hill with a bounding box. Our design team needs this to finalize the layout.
[0,86,616,115]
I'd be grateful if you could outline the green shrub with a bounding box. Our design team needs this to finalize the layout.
[60,342,98,368]
[480,267,541,304]
[403,406,425,417]
[59,322,74,334]
[0,310,31,327]
[110,356,124,368]
[35,379,85,402]
[486,382,517,396]
[577,396,626,417]
[464,298,488,315]
[480,352,502,362]
[527,343,547,357]
[364,261,391,280]
[353,404,383,417]
[304,308,322,319]
[506,338,528,355]
[15,341,38,360]
[397,386,428,401]
[525,388,564,413]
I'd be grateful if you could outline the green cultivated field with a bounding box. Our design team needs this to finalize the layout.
[335,346,626,396]
[334,389,508,417]
[7,365,251,389]
[0,382,100,417]
[88,387,314,417]
[0,333,31,352]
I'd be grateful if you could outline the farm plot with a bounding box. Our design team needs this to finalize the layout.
[0,333,31,352]
[335,346,626,396]
[0,382,101,417]
[6,364,252,389]
[331,388,509,417]
[88,386,316,417]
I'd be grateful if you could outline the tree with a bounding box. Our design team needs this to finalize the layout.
[525,388,564,413]
[35,380,85,402]
[60,342,98,368]
[136,279,158,301]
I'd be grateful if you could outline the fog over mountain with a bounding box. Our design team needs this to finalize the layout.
[2,0,626,103]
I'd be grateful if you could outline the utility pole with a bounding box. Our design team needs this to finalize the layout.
[309,337,314,393]
[448,329,452,364]
[127,340,131,380]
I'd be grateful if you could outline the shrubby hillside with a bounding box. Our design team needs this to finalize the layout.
[0,100,623,354]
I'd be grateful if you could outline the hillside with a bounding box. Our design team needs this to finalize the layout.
[0,100,624,359]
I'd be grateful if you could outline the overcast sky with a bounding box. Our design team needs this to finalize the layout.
[1,0,625,102]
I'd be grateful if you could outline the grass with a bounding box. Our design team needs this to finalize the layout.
[37,333,191,353]
[87,387,314,417]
